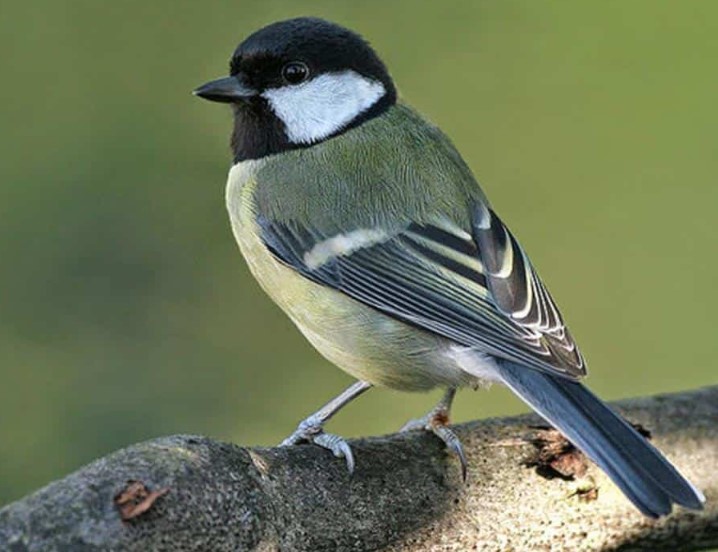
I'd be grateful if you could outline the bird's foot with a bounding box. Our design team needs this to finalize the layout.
[401,403,467,481]
[280,414,356,473]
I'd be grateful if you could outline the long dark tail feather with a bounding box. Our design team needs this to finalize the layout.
[497,361,705,517]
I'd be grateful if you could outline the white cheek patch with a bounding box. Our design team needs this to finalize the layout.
[262,70,386,144]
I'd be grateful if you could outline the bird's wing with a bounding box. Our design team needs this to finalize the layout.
[258,203,585,378]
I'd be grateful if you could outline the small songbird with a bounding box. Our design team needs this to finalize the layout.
[195,17,704,517]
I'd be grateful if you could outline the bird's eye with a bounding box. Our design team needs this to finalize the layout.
[281,61,309,85]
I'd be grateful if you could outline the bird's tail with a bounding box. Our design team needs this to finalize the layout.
[496,361,705,517]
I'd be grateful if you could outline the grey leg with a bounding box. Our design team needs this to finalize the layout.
[401,387,467,480]
[280,380,372,473]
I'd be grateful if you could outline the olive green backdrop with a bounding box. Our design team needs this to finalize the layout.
[1,1,716,506]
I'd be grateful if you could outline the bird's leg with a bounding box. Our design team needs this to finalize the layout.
[400,387,467,480]
[280,380,372,473]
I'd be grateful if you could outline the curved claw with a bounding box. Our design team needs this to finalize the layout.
[277,382,370,473]
[315,432,355,474]
[434,425,468,482]
[401,402,468,481]
[280,423,355,474]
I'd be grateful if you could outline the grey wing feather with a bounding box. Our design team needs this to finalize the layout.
[258,204,585,378]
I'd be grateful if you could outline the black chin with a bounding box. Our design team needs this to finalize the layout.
[230,99,294,163]
[230,91,396,163]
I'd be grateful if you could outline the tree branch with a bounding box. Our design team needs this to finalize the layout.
[1,386,716,551]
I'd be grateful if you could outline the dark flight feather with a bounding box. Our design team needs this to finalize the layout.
[258,210,585,378]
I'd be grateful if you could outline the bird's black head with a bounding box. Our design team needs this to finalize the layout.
[194,17,397,163]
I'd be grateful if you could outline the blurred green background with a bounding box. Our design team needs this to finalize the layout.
[1,1,716,506]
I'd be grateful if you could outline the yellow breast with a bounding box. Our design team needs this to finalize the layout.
[224,160,472,391]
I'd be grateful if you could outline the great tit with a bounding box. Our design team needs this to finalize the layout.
[195,17,704,517]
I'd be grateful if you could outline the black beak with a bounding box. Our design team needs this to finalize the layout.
[193,75,258,103]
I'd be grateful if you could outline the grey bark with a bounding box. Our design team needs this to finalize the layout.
[0,386,716,551]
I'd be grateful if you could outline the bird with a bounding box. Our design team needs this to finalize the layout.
[194,16,704,517]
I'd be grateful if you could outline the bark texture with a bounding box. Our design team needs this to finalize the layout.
[0,386,716,551]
